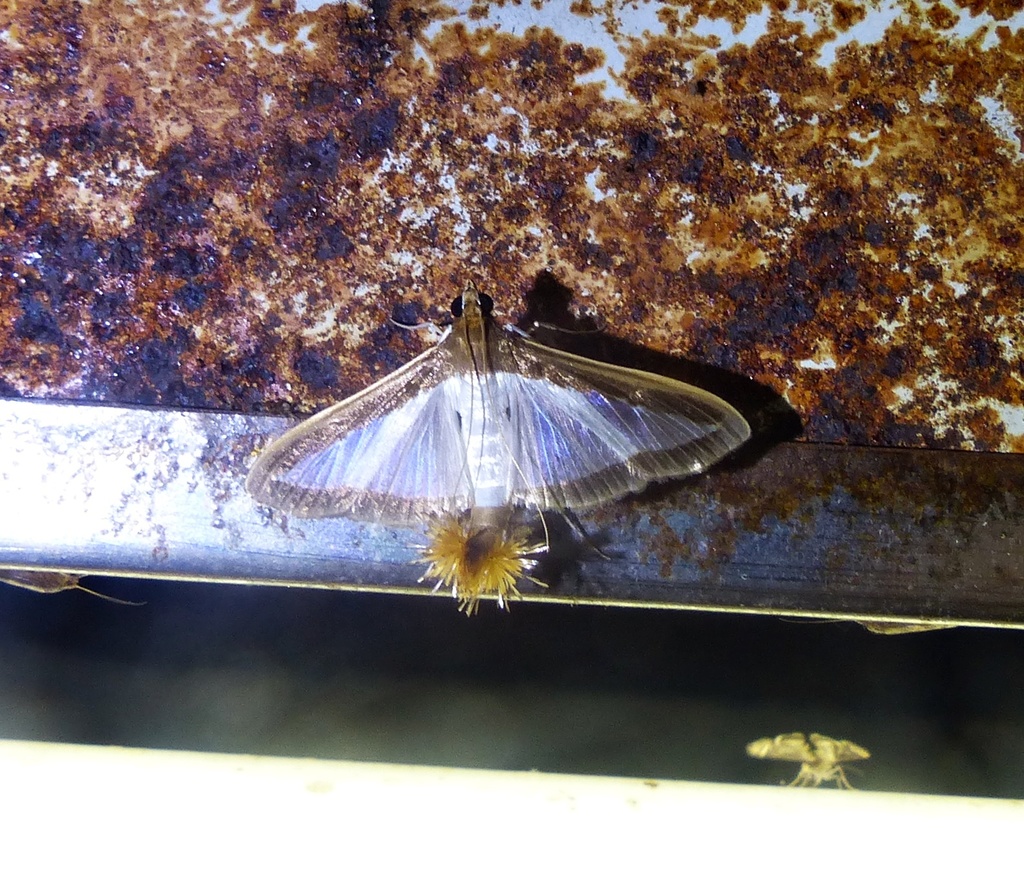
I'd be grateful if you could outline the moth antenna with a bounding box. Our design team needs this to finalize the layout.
[390,317,448,341]
[528,315,604,336]
[778,617,834,626]
[74,584,146,607]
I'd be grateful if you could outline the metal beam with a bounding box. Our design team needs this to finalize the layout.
[1,397,1021,626]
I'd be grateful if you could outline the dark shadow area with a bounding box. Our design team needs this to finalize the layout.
[525,510,612,597]
[1,576,1021,799]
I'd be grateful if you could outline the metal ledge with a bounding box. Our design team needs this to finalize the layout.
[0,397,1021,626]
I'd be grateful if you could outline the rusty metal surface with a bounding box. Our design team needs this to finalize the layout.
[1,0,1023,451]
[2,1,1023,621]
[585,439,1024,624]
[0,397,1020,626]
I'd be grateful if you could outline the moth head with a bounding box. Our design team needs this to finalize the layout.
[451,282,494,321]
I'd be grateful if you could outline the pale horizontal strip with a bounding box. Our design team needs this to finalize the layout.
[0,739,1017,892]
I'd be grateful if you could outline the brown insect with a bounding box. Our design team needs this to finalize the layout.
[746,732,871,789]
[860,620,956,635]
[0,569,142,605]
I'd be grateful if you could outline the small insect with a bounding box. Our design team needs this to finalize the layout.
[247,281,751,605]
[860,620,956,635]
[420,507,546,615]
[746,732,871,789]
[0,569,142,605]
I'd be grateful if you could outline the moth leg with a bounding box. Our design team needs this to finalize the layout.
[558,508,612,561]
[789,765,817,787]
[833,766,855,790]
[390,317,449,342]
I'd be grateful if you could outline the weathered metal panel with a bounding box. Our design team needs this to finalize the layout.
[0,0,1022,448]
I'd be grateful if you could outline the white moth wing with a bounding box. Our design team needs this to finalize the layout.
[247,306,750,521]
[746,733,816,763]
[487,333,751,510]
[808,733,870,762]
[246,338,476,519]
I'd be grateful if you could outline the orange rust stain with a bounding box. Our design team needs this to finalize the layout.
[0,0,1021,452]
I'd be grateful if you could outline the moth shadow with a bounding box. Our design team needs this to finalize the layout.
[530,511,613,597]
[518,271,801,472]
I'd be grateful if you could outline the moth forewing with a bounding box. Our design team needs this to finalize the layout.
[746,732,816,764]
[0,569,87,594]
[808,732,871,764]
[860,620,957,635]
[747,732,871,789]
[245,337,475,520]
[0,569,141,605]
[490,335,752,510]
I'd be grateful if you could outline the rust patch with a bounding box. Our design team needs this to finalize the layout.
[0,1,1022,450]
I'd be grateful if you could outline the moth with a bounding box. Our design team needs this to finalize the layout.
[247,282,751,520]
[0,569,142,605]
[859,620,956,635]
[746,732,871,789]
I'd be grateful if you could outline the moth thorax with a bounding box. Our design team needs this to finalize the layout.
[461,282,481,319]
[456,281,493,321]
